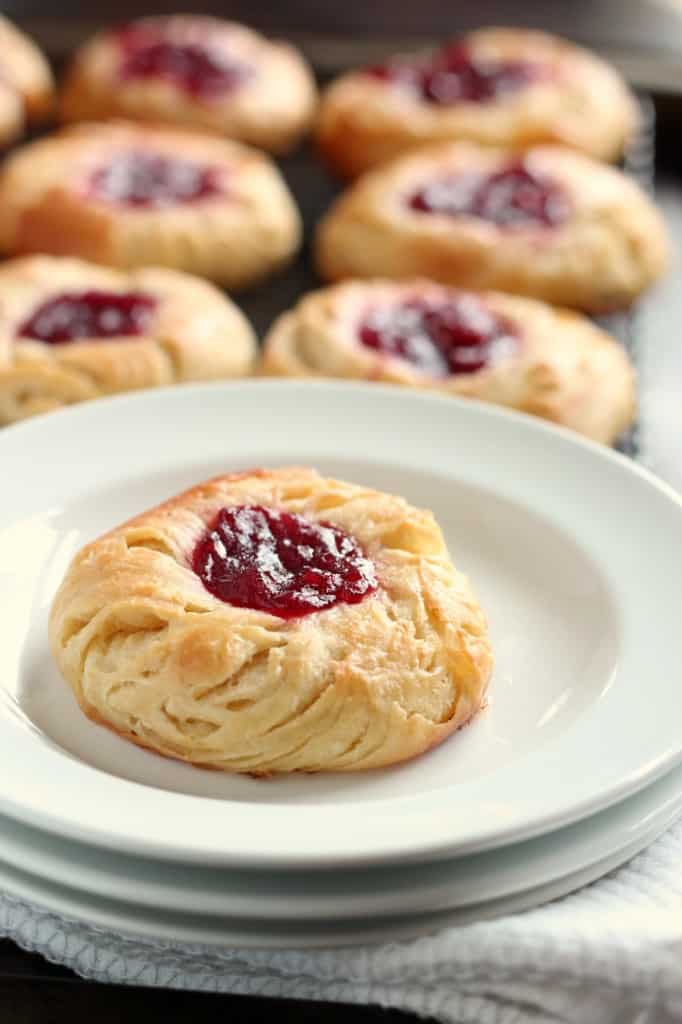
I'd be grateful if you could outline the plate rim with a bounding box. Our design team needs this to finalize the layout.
[0,758,680,920]
[0,822,674,950]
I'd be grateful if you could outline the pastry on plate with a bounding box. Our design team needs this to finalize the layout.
[262,279,635,445]
[49,467,492,774]
[60,16,316,154]
[0,256,256,424]
[0,122,301,288]
[0,15,54,146]
[316,27,638,178]
[315,143,668,312]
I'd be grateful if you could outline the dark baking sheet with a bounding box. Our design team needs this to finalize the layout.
[236,143,338,337]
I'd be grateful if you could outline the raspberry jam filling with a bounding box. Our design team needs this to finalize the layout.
[17,290,156,344]
[88,152,223,208]
[116,23,251,98]
[358,296,518,377]
[409,162,570,228]
[366,42,542,104]
[192,505,377,619]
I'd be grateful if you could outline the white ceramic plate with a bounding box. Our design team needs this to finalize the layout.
[0,850,620,949]
[0,758,679,922]
[0,847,653,949]
[2,381,681,867]
[0,789,673,949]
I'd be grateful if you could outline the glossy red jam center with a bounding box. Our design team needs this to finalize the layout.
[193,505,377,619]
[358,296,518,376]
[366,42,542,104]
[17,290,156,344]
[116,23,251,98]
[409,162,570,228]
[88,152,223,208]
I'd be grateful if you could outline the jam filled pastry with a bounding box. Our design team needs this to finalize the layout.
[262,279,635,445]
[49,467,492,774]
[316,27,638,178]
[60,17,316,154]
[0,15,54,146]
[0,122,301,288]
[315,143,668,312]
[0,256,256,424]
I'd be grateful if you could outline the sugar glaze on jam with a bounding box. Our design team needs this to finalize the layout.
[193,505,377,618]
[366,42,543,105]
[116,22,251,98]
[409,162,571,228]
[359,296,518,377]
[88,152,223,208]
[18,290,156,344]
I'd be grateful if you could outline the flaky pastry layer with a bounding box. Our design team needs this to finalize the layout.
[0,256,256,423]
[0,122,301,289]
[316,27,638,178]
[261,279,635,444]
[315,143,668,312]
[49,467,493,774]
[0,15,54,146]
[61,16,316,155]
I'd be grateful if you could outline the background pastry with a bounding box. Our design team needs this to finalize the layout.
[0,15,54,147]
[0,256,256,424]
[61,16,316,154]
[0,122,301,289]
[316,27,638,179]
[262,279,635,445]
[49,467,492,774]
[315,142,668,312]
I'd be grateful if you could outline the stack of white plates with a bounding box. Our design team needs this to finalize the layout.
[1,382,681,949]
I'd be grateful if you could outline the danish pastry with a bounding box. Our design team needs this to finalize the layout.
[316,27,638,178]
[49,467,492,774]
[262,280,635,444]
[0,256,256,424]
[315,143,668,312]
[0,15,54,146]
[0,122,301,289]
[61,16,316,155]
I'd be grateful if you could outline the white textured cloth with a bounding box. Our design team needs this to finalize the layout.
[1,817,681,1024]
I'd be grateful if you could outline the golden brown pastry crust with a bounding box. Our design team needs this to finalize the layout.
[49,467,492,774]
[315,143,668,312]
[316,27,638,178]
[0,256,256,424]
[0,15,54,144]
[60,16,317,155]
[0,122,301,289]
[261,279,635,445]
